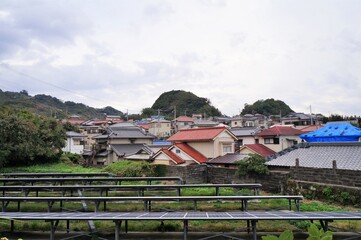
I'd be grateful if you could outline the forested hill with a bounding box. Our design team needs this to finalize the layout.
[241,98,294,116]
[150,90,222,117]
[0,89,123,119]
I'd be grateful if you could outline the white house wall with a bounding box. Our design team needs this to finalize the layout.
[170,147,193,161]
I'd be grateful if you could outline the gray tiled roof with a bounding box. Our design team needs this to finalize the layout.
[266,142,361,170]
[93,128,155,139]
[110,144,147,157]
[230,127,261,137]
[207,153,249,164]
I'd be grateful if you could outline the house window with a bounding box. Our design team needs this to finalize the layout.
[176,149,181,154]
[264,138,273,144]
[264,138,280,144]
[223,144,232,153]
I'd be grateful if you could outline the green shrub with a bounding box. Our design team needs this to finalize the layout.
[236,154,269,176]
[262,223,333,240]
[61,153,86,166]
[102,160,155,177]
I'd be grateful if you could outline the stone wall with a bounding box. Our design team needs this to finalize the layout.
[163,165,207,184]
[289,166,361,188]
[162,164,361,200]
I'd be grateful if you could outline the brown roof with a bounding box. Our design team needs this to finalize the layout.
[207,153,249,164]
[240,144,276,157]
[256,126,304,136]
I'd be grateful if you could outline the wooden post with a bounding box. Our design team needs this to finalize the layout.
[332,160,337,170]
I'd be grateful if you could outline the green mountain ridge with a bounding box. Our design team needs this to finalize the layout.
[1,89,297,120]
[0,89,123,119]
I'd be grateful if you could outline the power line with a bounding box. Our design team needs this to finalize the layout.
[1,63,92,99]
[0,64,133,112]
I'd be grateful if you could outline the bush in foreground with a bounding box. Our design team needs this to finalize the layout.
[102,160,155,177]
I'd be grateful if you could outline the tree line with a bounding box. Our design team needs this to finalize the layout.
[0,107,67,167]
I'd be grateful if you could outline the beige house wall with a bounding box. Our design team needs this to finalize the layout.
[214,132,236,156]
[188,141,215,158]
[260,135,301,152]
[239,148,255,155]
[241,136,257,145]
[149,122,171,138]
[231,119,243,128]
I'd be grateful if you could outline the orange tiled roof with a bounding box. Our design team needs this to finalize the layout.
[256,126,304,136]
[174,142,207,163]
[300,125,323,133]
[138,123,150,130]
[241,144,276,158]
[168,127,228,142]
[173,116,194,122]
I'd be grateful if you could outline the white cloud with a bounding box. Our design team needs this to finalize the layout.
[0,0,360,116]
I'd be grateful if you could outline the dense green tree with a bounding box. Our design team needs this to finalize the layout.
[150,90,222,118]
[0,107,66,167]
[141,107,157,118]
[241,99,293,116]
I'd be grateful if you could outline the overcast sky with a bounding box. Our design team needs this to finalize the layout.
[0,0,360,116]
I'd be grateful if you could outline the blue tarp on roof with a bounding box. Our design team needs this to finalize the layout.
[300,122,361,142]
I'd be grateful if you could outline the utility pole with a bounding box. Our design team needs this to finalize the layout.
[126,109,128,121]
[310,105,313,125]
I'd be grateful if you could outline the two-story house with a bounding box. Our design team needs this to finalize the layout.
[281,112,321,129]
[255,125,304,152]
[230,114,270,128]
[152,127,238,165]
[148,119,171,139]
[171,116,194,133]
[92,122,155,165]
[230,127,261,149]
[62,131,87,154]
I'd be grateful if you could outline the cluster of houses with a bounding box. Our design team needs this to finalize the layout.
[62,112,361,171]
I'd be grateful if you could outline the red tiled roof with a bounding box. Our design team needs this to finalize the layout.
[241,144,276,158]
[174,143,207,163]
[161,149,185,164]
[256,126,304,136]
[167,127,228,142]
[173,116,194,122]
